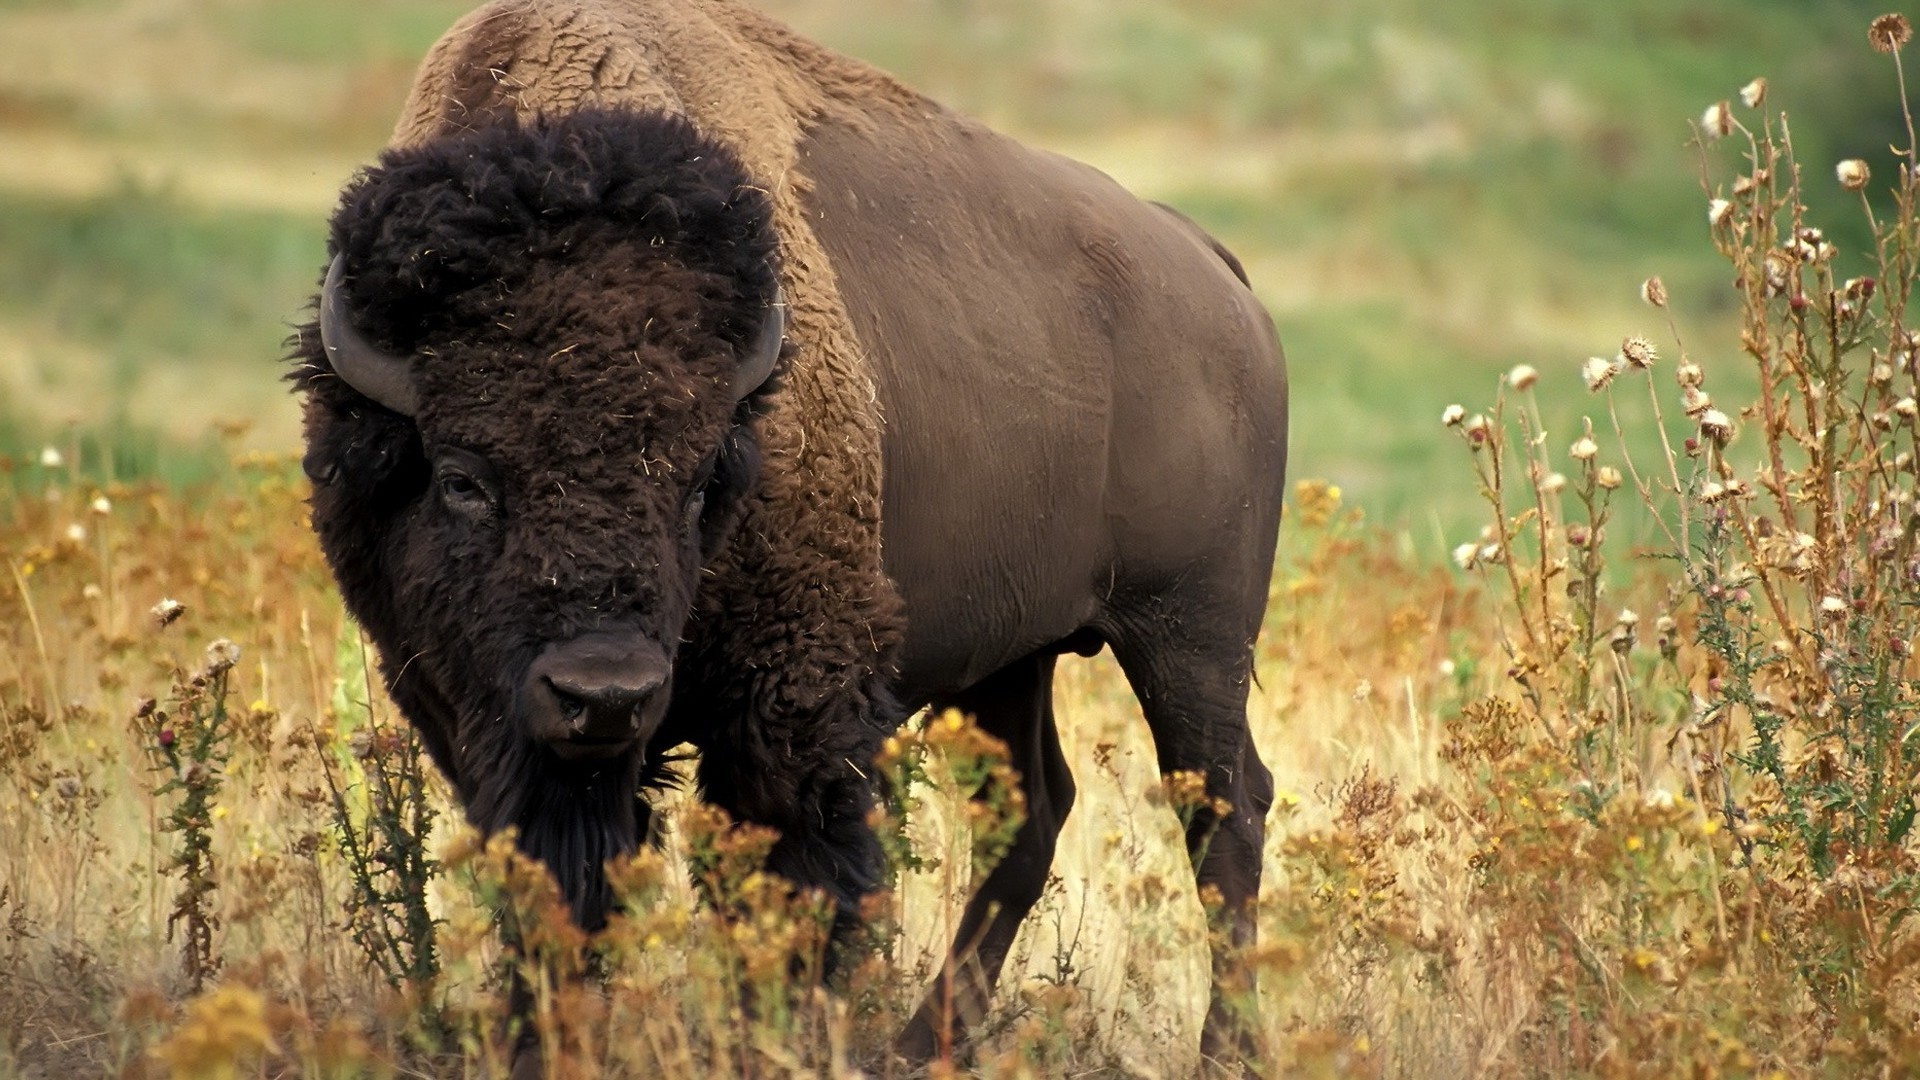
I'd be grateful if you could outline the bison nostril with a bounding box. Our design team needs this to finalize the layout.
[549,682,589,727]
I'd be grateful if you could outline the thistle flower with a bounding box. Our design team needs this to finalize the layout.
[1464,414,1490,449]
[1837,158,1871,191]
[1507,364,1538,391]
[1740,77,1768,109]
[1641,276,1668,307]
[1870,13,1912,54]
[1620,335,1657,369]
[1700,409,1734,443]
[1701,101,1733,140]
[1452,542,1480,571]
[204,639,242,676]
[1583,354,1621,391]
[1442,404,1467,427]
[1708,198,1734,227]
[152,598,186,629]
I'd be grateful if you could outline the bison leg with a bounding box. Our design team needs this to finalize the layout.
[1108,622,1274,1073]
[695,693,892,968]
[897,649,1075,1064]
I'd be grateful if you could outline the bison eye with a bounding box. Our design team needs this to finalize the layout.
[430,449,499,519]
[440,471,480,500]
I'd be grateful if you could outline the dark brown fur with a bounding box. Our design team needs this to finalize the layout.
[293,111,890,929]
[297,0,1289,1070]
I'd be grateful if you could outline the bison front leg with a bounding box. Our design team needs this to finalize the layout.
[694,675,899,970]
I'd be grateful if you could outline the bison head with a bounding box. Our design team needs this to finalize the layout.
[291,109,785,924]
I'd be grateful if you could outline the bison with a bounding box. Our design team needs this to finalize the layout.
[292,0,1287,1067]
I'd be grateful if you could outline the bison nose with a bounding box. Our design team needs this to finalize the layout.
[545,675,659,737]
[526,633,671,760]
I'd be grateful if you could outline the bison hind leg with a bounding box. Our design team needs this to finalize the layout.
[1105,602,1274,1075]
[897,647,1076,1065]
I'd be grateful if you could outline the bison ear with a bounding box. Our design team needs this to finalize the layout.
[732,288,786,402]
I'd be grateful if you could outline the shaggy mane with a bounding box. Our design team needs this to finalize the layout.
[297,107,782,380]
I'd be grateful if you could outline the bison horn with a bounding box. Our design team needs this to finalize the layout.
[320,255,422,417]
[733,287,786,401]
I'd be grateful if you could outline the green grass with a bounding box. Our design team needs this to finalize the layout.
[0,185,322,363]
[0,0,1906,541]
[222,0,478,65]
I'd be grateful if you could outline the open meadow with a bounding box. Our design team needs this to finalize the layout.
[4,0,1920,1076]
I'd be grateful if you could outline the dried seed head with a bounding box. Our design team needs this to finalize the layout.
[1641,276,1668,308]
[1700,409,1734,443]
[1870,13,1912,54]
[1740,77,1768,109]
[1508,364,1539,391]
[1570,435,1599,460]
[1701,101,1734,140]
[1700,481,1729,503]
[1442,403,1466,427]
[1656,615,1677,635]
[38,446,62,468]
[1682,386,1713,417]
[1676,362,1705,388]
[1896,396,1918,419]
[1621,335,1658,369]
[64,523,85,544]
[1479,543,1505,565]
[1583,354,1622,391]
[1821,594,1849,615]
[151,598,185,629]
[204,639,242,676]
[1597,466,1623,490]
[1452,542,1480,571]
[90,495,110,516]
[1465,414,1490,449]
[1540,471,1568,495]
[1837,158,1871,191]
[1708,198,1734,228]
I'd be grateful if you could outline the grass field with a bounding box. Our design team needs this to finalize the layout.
[4,1,1920,1076]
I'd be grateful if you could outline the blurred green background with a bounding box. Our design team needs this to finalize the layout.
[0,0,1904,548]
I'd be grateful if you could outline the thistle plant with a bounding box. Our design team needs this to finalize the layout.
[134,635,242,995]
[1444,12,1920,1061]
